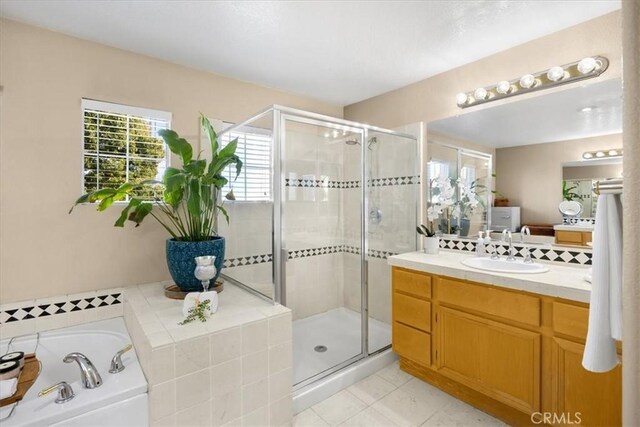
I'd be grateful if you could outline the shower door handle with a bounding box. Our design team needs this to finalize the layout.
[280,248,289,306]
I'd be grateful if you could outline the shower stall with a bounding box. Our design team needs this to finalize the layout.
[216,106,419,406]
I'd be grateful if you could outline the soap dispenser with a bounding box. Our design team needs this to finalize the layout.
[476,231,486,256]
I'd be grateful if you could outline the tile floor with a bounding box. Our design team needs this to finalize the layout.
[293,361,507,427]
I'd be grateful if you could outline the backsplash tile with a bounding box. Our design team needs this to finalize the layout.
[0,289,124,333]
[438,237,592,265]
[284,175,420,189]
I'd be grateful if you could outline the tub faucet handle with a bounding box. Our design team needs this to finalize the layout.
[38,381,74,404]
[109,344,133,374]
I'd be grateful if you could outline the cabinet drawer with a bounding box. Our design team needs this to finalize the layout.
[393,322,431,366]
[555,230,583,244]
[393,268,432,299]
[553,302,588,340]
[438,278,540,327]
[393,293,431,332]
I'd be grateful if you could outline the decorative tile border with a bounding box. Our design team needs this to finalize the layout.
[223,253,273,268]
[223,244,398,268]
[284,178,359,189]
[439,237,592,265]
[369,176,420,187]
[284,175,420,189]
[0,292,123,325]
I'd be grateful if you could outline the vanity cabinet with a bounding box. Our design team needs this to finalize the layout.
[391,267,622,427]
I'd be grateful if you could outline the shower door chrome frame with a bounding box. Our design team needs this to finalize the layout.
[278,112,368,390]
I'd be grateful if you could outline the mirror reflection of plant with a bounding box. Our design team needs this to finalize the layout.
[562,180,584,202]
[427,176,459,234]
[69,115,243,241]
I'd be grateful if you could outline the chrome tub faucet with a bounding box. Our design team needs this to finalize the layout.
[63,352,103,389]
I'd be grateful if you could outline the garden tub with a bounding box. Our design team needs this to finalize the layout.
[0,318,147,426]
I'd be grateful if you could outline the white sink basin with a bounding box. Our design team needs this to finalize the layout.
[461,257,549,274]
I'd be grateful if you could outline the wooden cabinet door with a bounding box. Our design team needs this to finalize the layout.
[551,338,621,426]
[436,307,541,414]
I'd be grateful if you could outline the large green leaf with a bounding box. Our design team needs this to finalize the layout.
[128,202,153,227]
[201,115,218,157]
[217,137,238,159]
[159,129,193,165]
[115,198,141,227]
[184,159,207,177]
[187,179,201,216]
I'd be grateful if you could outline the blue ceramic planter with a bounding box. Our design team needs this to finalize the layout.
[166,237,225,292]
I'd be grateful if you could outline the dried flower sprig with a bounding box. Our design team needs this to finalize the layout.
[179,299,211,325]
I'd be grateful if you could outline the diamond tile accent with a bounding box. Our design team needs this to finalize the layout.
[284,175,419,189]
[438,237,592,265]
[1,292,122,324]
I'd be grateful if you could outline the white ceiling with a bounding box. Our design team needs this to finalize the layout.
[0,1,620,105]
[429,78,623,148]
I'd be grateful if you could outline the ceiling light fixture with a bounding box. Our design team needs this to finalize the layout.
[583,148,623,160]
[455,55,609,109]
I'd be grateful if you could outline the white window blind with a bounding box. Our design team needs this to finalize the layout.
[220,123,272,201]
[82,99,171,200]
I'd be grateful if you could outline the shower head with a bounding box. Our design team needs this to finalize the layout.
[345,139,360,146]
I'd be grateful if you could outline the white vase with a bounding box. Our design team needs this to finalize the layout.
[424,236,440,255]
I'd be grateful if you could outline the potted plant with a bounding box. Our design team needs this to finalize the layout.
[70,116,243,292]
[417,224,439,255]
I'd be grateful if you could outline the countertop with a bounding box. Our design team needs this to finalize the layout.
[124,281,289,348]
[553,224,595,232]
[388,250,591,303]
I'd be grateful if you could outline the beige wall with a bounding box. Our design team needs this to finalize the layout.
[495,133,622,224]
[562,163,622,180]
[0,19,342,303]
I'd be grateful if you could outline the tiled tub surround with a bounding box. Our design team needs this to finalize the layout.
[0,288,124,339]
[388,250,592,303]
[124,282,293,427]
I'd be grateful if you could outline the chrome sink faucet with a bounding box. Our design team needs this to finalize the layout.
[520,226,533,263]
[63,352,103,389]
[501,230,516,262]
[487,241,500,260]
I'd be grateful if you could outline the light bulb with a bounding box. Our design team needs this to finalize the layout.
[547,66,566,82]
[496,80,511,95]
[456,92,468,106]
[608,150,618,156]
[324,132,330,138]
[473,87,488,100]
[595,151,605,158]
[332,130,338,137]
[583,152,593,159]
[519,74,536,89]
[577,57,597,74]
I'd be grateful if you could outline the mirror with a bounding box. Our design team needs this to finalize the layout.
[427,77,622,245]
[562,159,622,218]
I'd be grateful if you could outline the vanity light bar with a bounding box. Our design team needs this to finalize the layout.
[456,56,609,109]
[582,148,623,159]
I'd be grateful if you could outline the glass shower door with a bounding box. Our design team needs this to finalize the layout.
[280,115,364,387]
[365,131,419,354]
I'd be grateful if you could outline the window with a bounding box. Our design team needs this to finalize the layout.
[219,123,272,201]
[82,99,171,200]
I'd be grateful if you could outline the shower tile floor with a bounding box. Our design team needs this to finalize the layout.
[293,361,507,427]
[293,307,392,385]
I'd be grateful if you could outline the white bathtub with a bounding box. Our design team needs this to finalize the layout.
[0,318,148,427]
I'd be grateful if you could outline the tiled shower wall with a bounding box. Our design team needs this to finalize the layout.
[218,125,419,326]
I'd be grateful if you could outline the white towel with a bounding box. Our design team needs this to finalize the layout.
[0,378,18,400]
[582,194,623,372]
